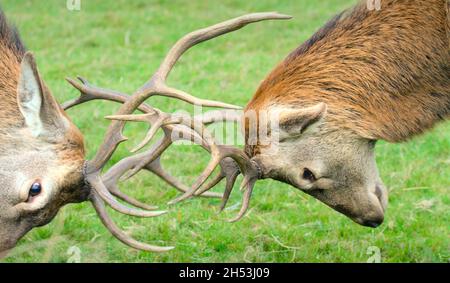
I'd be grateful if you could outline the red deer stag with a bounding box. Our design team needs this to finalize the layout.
[78,0,448,231]
[0,9,290,255]
[66,0,449,236]
[240,0,449,227]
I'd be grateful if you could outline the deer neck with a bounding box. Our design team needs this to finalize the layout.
[246,0,450,143]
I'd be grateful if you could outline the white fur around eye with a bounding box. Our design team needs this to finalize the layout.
[14,178,53,212]
[15,172,29,203]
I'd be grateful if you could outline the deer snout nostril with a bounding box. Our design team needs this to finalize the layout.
[375,184,383,202]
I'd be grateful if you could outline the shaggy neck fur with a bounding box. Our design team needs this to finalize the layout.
[246,0,450,144]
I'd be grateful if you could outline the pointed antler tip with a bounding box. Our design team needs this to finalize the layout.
[167,199,178,206]
[130,141,149,153]
[227,216,243,223]
[153,210,168,217]
[265,12,293,19]
[275,13,293,19]
[250,12,293,20]
[161,246,176,252]
[77,76,87,82]
[66,77,77,84]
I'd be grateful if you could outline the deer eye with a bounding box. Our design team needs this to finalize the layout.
[29,182,42,198]
[302,168,316,182]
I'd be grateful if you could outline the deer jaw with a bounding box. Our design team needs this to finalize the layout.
[0,151,86,251]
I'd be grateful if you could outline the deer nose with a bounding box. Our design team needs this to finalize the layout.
[362,219,383,228]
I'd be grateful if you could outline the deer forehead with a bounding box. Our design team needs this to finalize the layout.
[0,151,57,179]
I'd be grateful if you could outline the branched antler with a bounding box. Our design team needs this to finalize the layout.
[65,13,291,252]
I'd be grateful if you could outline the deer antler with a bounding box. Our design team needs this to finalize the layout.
[65,12,292,252]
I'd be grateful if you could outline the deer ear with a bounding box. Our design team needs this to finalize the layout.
[17,52,68,138]
[277,103,327,139]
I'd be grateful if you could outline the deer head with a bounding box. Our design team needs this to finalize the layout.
[242,103,388,228]
[0,53,87,253]
[237,0,450,228]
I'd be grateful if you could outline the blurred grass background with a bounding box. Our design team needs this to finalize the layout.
[1,0,449,262]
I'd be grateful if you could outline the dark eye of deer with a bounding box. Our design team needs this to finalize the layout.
[29,182,42,197]
[302,168,316,182]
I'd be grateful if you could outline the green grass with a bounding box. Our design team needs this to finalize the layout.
[1,0,449,263]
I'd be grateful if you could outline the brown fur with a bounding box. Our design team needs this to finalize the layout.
[0,9,25,130]
[0,9,84,160]
[246,0,450,151]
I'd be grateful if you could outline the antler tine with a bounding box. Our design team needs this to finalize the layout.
[64,77,153,112]
[128,13,294,109]
[195,109,241,125]
[145,157,222,198]
[103,162,159,211]
[65,77,241,127]
[164,119,229,205]
[85,173,167,218]
[104,181,159,211]
[227,179,256,223]
[221,151,259,222]
[191,157,240,206]
[166,143,256,205]
[193,172,225,197]
[150,12,292,83]
[105,110,170,153]
[167,156,222,205]
[104,107,232,156]
[219,169,240,212]
[126,130,223,203]
[154,86,241,110]
[191,153,257,222]
[168,145,260,222]
[194,157,240,197]
[90,192,174,252]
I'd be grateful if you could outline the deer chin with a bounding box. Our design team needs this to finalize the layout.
[300,186,386,228]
